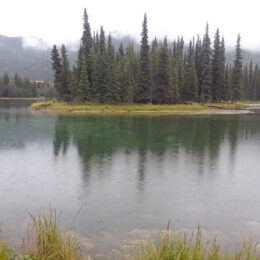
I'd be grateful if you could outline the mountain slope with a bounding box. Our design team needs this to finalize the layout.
[0,35,53,80]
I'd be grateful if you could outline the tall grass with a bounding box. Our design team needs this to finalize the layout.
[0,214,260,259]
[133,228,260,260]
[22,211,83,260]
[0,241,15,259]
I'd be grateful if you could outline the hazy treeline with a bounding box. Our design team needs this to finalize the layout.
[0,73,54,98]
[51,9,260,103]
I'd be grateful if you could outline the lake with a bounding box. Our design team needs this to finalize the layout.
[1,99,260,256]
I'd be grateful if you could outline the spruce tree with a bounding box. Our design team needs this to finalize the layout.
[150,38,159,103]
[118,43,124,57]
[78,49,91,102]
[219,37,226,100]
[195,35,203,97]
[96,26,108,103]
[81,9,93,85]
[51,45,62,99]
[232,34,243,101]
[252,65,258,100]
[200,23,212,102]
[117,44,128,102]
[125,44,138,103]
[99,26,106,56]
[184,40,198,101]
[249,60,254,99]
[106,35,120,103]
[136,13,151,103]
[89,47,98,100]
[60,44,71,100]
[176,37,185,100]
[243,65,249,99]
[69,66,79,100]
[169,49,179,103]
[224,64,232,101]
[156,38,170,104]
[212,29,224,101]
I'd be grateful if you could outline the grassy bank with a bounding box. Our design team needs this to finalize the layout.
[0,97,38,100]
[1,213,260,260]
[31,101,249,114]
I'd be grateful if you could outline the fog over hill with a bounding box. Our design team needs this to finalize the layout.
[0,34,260,81]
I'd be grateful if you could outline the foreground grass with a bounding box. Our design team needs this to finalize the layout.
[31,101,249,113]
[1,212,82,260]
[133,230,260,260]
[1,213,260,260]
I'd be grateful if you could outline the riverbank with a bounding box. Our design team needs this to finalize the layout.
[0,97,38,100]
[0,213,259,260]
[31,101,252,114]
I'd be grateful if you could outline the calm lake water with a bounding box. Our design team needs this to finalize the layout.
[1,100,260,255]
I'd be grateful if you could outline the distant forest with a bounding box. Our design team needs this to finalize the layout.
[0,73,53,98]
[50,10,260,103]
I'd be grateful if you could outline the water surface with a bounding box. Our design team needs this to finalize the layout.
[1,100,260,255]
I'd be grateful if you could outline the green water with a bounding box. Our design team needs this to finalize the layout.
[1,99,260,255]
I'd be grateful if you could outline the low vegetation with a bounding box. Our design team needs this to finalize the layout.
[133,229,260,260]
[0,212,82,260]
[0,97,38,100]
[0,213,260,260]
[31,101,206,112]
[31,101,249,113]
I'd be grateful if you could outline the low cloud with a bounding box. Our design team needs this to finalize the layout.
[22,36,49,50]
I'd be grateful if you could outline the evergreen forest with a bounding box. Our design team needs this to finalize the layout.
[51,9,260,103]
[0,73,53,98]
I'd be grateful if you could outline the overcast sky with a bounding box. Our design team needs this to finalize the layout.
[0,0,260,50]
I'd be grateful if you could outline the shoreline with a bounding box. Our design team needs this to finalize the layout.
[0,97,38,100]
[30,101,254,115]
[31,108,253,115]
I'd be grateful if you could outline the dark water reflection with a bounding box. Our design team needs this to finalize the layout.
[1,100,260,255]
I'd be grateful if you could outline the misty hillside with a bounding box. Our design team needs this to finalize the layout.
[0,35,53,80]
[0,34,259,80]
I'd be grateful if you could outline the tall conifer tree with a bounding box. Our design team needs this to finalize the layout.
[232,34,243,101]
[51,45,62,99]
[78,49,91,102]
[125,44,138,103]
[184,40,198,101]
[106,35,120,103]
[195,35,203,97]
[150,38,159,103]
[200,23,212,102]
[81,9,93,85]
[219,37,226,100]
[249,60,254,99]
[136,13,151,103]
[96,26,108,102]
[212,29,221,101]
[156,38,170,104]
[60,44,71,100]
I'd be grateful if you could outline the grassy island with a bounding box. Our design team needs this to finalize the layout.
[31,101,250,114]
